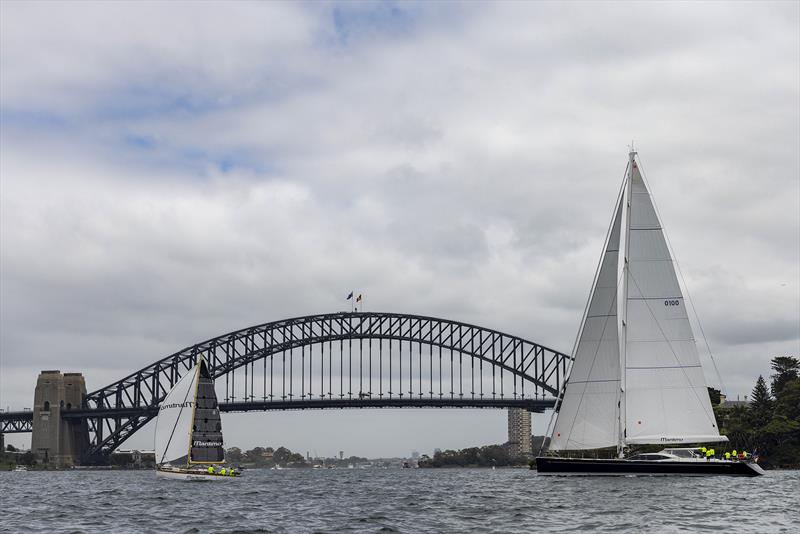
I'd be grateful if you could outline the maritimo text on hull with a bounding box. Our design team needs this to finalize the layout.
[536,148,764,477]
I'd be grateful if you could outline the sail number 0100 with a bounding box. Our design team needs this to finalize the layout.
[664,300,680,306]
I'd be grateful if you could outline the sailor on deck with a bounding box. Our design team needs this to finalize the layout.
[207,466,214,474]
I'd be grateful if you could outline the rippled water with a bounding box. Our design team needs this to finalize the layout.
[1,468,797,533]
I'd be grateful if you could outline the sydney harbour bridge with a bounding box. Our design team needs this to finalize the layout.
[0,311,571,464]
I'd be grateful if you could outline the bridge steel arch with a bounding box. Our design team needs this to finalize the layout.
[65,312,570,459]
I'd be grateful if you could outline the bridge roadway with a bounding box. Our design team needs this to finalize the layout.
[0,397,556,434]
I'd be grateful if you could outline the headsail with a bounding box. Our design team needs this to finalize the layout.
[154,364,200,466]
[622,160,723,445]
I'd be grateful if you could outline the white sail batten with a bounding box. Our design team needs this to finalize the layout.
[622,161,723,445]
[549,190,624,450]
[154,365,200,466]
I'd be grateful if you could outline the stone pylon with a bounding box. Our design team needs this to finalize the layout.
[30,371,89,466]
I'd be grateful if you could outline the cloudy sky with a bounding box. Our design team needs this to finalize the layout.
[1,1,798,456]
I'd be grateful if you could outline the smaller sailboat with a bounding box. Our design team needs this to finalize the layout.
[154,357,240,481]
[536,148,764,476]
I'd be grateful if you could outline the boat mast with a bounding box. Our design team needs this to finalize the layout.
[618,143,636,458]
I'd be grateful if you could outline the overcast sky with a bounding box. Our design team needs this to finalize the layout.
[1,1,798,456]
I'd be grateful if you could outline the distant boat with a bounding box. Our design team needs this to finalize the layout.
[536,148,764,477]
[154,357,240,481]
[13,465,27,472]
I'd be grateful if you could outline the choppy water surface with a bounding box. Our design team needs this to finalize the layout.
[1,468,797,533]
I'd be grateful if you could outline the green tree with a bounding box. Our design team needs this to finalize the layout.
[749,375,773,429]
[19,451,36,466]
[770,356,800,397]
[226,447,242,463]
[707,387,721,405]
[774,379,800,420]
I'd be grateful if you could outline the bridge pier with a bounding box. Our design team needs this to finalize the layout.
[31,371,89,467]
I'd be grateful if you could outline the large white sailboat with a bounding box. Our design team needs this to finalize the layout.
[154,357,240,481]
[536,148,763,476]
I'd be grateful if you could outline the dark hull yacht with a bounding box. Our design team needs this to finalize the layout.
[536,148,764,477]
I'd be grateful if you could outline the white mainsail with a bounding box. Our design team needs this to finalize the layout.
[549,191,624,450]
[549,150,725,451]
[154,365,200,466]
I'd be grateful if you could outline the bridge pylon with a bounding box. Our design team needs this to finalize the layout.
[30,370,89,467]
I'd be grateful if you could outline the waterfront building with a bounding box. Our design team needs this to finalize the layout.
[507,408,531,458]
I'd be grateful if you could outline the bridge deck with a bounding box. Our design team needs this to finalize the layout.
[1,397,555,433]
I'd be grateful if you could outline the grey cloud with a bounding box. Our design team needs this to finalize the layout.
[1,1,797,454]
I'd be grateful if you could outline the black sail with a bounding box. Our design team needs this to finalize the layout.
[189,360,225,464]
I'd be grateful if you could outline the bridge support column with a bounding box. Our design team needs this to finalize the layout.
[507,408,532,458]
[31,371,89,467]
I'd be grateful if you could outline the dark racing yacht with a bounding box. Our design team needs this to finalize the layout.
[536,148,764,477]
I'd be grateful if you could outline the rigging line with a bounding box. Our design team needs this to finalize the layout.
[543,160,630,450]
[625,268,719,429]
[636,154,726,395]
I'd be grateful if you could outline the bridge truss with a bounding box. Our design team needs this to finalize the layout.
[2,312,571,460]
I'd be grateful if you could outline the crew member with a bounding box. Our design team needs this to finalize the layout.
[724,452,731,460]
[207,466,214,474]
[705,449,712,460]
[220,468,226,475]
[228,468,235,476]
[732,449,737,460]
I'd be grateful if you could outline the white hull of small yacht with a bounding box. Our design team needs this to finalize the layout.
[155,467,240,481]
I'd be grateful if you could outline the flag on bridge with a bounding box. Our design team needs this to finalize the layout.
[346,291,353,300]
[356,294,362,303]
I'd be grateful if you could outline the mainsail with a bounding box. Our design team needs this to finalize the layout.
[549,150,725,451]
[549,190,624,450]
[154,358,225,466]
[188,361,225,464]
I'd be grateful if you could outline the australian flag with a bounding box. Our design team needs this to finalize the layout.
[346,291,354,300]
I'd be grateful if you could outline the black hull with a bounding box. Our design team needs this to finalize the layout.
[535,457,764,476]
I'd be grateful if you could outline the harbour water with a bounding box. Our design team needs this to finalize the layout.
[1,468,797,533]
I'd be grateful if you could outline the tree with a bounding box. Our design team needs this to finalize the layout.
[774,379,800,420]
[707,387,721,406]
[6,444,17,452]
[770,356,800,397]
[749,375,773,428]
[226,447,242,463]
